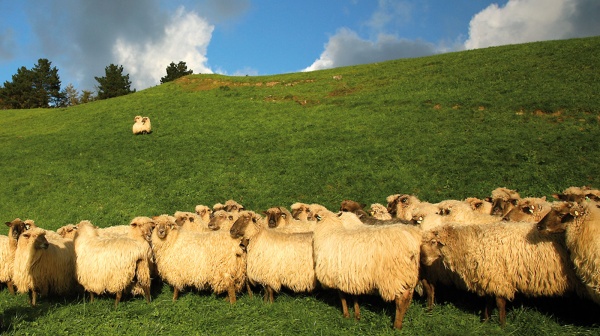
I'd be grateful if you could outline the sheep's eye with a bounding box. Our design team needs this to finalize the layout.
[474,203,482,208]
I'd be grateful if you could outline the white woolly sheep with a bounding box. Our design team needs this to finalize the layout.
[174,211,210,232]
[502,197,551,223]
[420,221,585,326]
[537,201,600,305]
[194,205,213,223]
[229,211,316,303]
[132,115,144,134]
[436,200,500,225]
[552,186,600,204]
[96,216,155,244]
[207,210,240,231]
[386,194,431,222]
[74,220,152,308]
[0,218,33,295]
[151,214,246,303]
[487,187,521,217]
[140,116,152,134]
[312,209,422,330]
[263,207,316,233]
[13,227,79,306]
[369,203,392,220]
[56,224,78,239]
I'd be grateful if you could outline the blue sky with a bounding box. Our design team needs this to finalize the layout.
[1,0,599,92]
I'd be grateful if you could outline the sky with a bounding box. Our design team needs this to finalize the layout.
[1,0,599,92]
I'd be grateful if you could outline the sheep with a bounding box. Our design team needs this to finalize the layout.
[73,220,152,308]
[386,194,430,222]
[502,197,551,223]
[96,216,155,243]
[537,201,600,305]
[140,116,152,134]
[464,197,493,215]
[487,187,521,217]
[207,210,240,231]
[56,224,78,239]
[174,211,210,232]
[229,210,316,303]
[420,221,585,326]
[290,203,312,221]
[369,203,392,220]
[340,199,366,213]
[263,207,316,233]
[12,227,79,306]
[151,214,246,303]
[1,219,34,295]
[312,209,422,330]
[132,115,144,134]
[195,204,213,223]
[552,186,600,204]
[436,200,500,225]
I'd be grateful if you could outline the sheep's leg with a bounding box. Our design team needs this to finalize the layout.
[7,281,15,295]
[496,296,507,327]
[483,296,494,322]
[338,291,350,318]
[89,292,95,303]
[263,286,274,303]
[353,296,361,320]
[143,285,151,304]
[393,290,414,330]
[246,282,253,298]
[114,291,122,309]
[227,285,237,304]
[421,279,435,311]
[172,287,179,301]
[28,290,37,306]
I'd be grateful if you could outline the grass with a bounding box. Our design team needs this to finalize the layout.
[1,36,600,334]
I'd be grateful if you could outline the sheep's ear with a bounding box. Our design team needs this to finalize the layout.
[130,222,138,228]
[484,197,492,202]
[5,221,11,227]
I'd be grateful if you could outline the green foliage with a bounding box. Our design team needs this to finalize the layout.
[0,59,64,108]
[160,61,193,84]
[94,64,135,100]
[1,36,600,334]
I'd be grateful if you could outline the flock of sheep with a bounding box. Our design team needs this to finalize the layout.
[1,186,599,330]
[132,116,151,135]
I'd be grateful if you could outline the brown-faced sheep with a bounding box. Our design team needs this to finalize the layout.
[420,221,585,326]
[207,210,240,231]
[537,201,600,305]
[13,227,79,306]
[436,200,500,225]
[229,211,316,303]
[487,187,521,217]
[0,218,33,295]
[174,211,210,232]
[312,209,422,330]
[140,116,152,134]
[386,194,430,222]
[151,214,246,303]
[263,207,316,233]
[502,197,551,223]
[132,115,144,134]
[552,186,600,204]
[464,197,493,215]
[73,220,152,308]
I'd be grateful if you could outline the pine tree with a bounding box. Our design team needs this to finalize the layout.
[95,64,135,100]
[160,61,193,84]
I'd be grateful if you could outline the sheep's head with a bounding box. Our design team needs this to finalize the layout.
[263,207,291,228]
[537,202,584,233]
[152,215,177,239]
[224,200,244,213]
[553,186,600,204]
[339,200,365,213]
[208,210,238,231]
[20,228,49,250]
[369,203,392,220]
[386,194,418,218]
[229,211,260,239]
[464,197,493,214]
[291,203,312,221]
[174,211,199,227]
[56,224,78,239]
[130,216,155,243]
[195,205,213,222]
[502,197,549,223]
[141,117,150,124]
[134,115,142,123]
[420,229,448,266]
[5,218,34,241]
[488,187,520,217]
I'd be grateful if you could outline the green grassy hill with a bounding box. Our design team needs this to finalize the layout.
[1,36,599,335]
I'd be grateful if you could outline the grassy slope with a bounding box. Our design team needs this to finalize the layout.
[0,36,599,334]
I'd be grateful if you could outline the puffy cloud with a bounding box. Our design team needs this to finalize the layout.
[113,8,214,89]
[303,28,437,72]
[465,0,600,49]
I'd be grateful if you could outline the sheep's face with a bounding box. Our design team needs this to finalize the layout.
[153,216,177,239]
[465,198,493,214]
[537,202,583,233]
[490,198,518,217]
[263,208,287,228]
[339,200,364,213]
[5,218,34,241]
[209,211,234,231]
[21,230,49,250]
[131,217,155,243]
[230,213,254,239]
[224,200,244,213]
[386,194,415,217]
[291,204,312,221]
[57,224,78,239]
[134,116,142,123]
[502,198,549,223]
[420,232,444,266]
[174,212,195,227]
[195,206,213,221]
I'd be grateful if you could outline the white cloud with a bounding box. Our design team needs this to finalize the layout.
[303,28,437,72]
[465,0,600,49]
[113,7,214,89]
